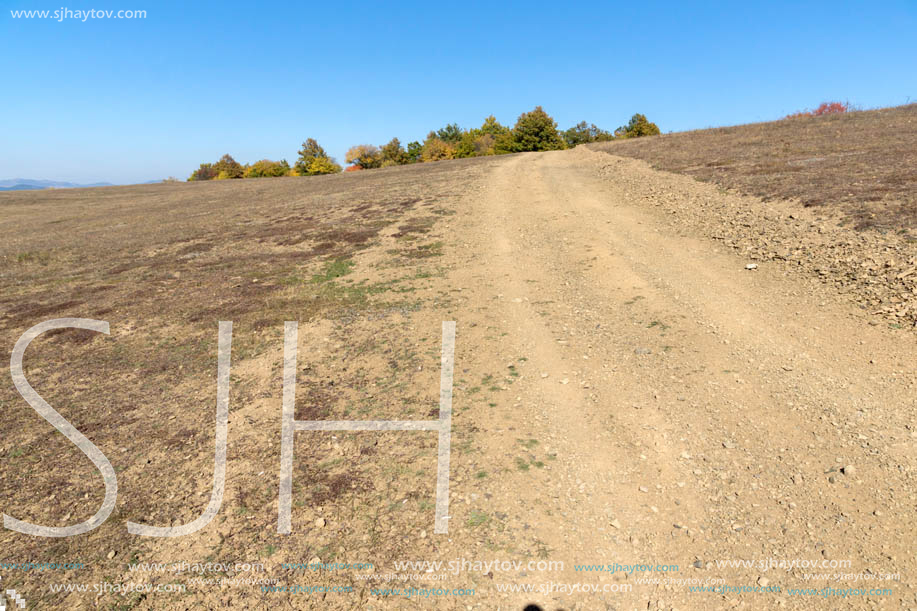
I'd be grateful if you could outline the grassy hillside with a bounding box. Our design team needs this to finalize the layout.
[0,157,493,608]
[589,104,917,233]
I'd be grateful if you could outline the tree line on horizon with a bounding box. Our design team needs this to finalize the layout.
[187,107,660,181]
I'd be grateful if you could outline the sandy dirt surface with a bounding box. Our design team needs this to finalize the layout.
[1,149,914,610]
[424,148,915,610]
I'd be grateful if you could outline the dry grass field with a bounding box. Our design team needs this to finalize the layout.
[0,158,495,608]
[589,104,917,233]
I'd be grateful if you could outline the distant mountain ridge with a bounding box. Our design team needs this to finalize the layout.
[0,178,116,191]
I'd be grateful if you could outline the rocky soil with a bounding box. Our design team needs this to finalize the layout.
[589,150,917,330]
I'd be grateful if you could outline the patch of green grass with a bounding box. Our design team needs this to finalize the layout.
[109,594,146,610]
[316,545,336,562]
[311,259,355,283]
[467,511,490,528]
[416,241,443,255]
[318,457,345,470]
[515,457,530,471]
[518,439,539,449]
[647,320,670,331]
[475,471,488,479]
[16,251,51,265]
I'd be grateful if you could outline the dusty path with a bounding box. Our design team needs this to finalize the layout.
[436,148,916,610]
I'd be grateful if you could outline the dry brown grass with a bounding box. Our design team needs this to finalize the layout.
[0,158,492,608]
[588,103,917,233]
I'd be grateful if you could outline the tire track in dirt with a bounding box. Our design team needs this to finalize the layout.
[443,148,916,610]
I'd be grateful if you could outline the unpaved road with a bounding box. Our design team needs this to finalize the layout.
[428,147,916,610]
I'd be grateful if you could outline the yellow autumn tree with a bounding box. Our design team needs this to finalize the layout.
[308,156,342,175]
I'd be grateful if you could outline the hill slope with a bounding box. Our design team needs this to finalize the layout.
[1,148,914,610]
[589,104,917,232]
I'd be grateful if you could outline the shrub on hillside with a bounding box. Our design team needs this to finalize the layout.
[406,141,423,163]
[814,101,849,116]
[421,133,455,161]
[563,121,614,146]
[615,114,661,138]
[453,132,478,158]
[451,116,511,157]
[244,159,291,178]
[381,137,407,166]
[493,131,517,155]
[295,138,325,173]
[295,138,340,175]
[188,163,218,181]
[510,106,566,152]
[479,115,511,138]
[435,123,465,145]
[213,154,244,178]
[306,156,342,175]
[473,133,496,156]
[345,144,383,169]
[786,101,850,119]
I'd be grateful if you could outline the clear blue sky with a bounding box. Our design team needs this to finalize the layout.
[2,0,915,184]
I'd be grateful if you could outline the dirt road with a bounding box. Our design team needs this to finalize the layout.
[431,147,916,610]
